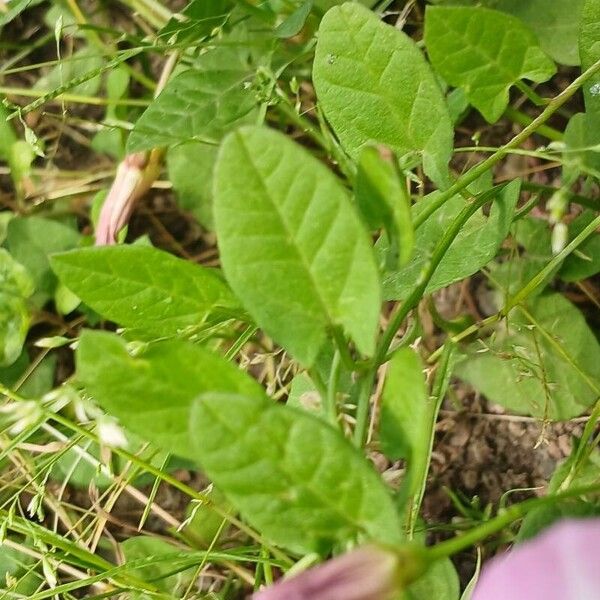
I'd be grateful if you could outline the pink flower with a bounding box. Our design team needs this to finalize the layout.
[95,150,161,245]
[472,518,600,600]
[253,545,415,600]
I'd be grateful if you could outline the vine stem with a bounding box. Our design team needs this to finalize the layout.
[376,186,502,367]
[425,482,600,562]
[353,187,502,446]
[413,55,600,231]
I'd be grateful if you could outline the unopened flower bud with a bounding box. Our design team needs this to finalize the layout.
[95,150,161,245]
[254,545,421,600]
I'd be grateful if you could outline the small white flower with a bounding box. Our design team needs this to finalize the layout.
[96,417,128,448]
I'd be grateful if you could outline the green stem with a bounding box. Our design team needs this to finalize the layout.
[558,397,600,491]
[426,482,600,562]
[0,86,150,108]
[352,370,376,447]
[414,55,600,231]
[503,106,563,142]
[376,187,502,367]
[325,350,342,426]
[514,80,547,107]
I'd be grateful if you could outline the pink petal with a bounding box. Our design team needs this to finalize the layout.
[253,546,400,600]
[472,518,600,600]
[94,152,156,246]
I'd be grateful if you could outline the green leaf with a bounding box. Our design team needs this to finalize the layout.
[121,536,194,595]
[559,211,600,281]
[0,543,38,595]
[0,249,34,366]
[127,55,256,153]
[76,331,265,460]
[580,0,600,173]
[455,293,600,420]
[214,125,381,366]
[158,0,232,45]
[0,0,37,27]
[51,245,239,338]
[430,0,585,66]
[380,349,429,495]
[275,0,313,37]
[355,146,414,269]
[493,0,585,67]
[6,216,80,306]
[489,217,552,298]
[562,113,600,182]
[383,180,520,300]
[190,392,403,553]
[167,142,218,229]
[35,46,103,97]
[424,6,556,123]
[0,352,55,398]
[181,487,233,548]
[313,2,453,187]
[404,557,460,600]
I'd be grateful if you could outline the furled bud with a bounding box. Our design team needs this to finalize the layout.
[472,518,600,600]
[254,545,421,600]
[95,150,161,245]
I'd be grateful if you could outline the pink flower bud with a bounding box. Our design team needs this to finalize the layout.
[253,545,413,600]
[95,151,161,246]
[472,518,600,600]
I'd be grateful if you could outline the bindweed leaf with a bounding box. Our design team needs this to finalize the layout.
[383,180,520,300]
[559,211,600,282]
[190,392,403,553]
[51,245,239,337]
[355,146,414,269]
[76,331,265,460]
[405,557,460,600]
[127,53,257,152]
[121,536,195,596]
[579,0,600,180]
[380,349,429,500]
[429,0,585,66]
[313,2,453,188]
[424,6,556,123]
[275,0,313,38]
[456,293,600,420]
[6,216,80,307]
[0,249,34,366]
[214,125,380,366]
[493,0,584,67]
[167,142,218,230]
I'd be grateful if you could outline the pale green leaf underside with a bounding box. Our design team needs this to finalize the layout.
[51,246,238,338]
[313,2,453,187]
[127,67,256,153]
[425,6,556,123]
[456,293,600,420]
[191,393,403,554]
[214,126,380,366]
[76,331,265,460]
[382,180,520,300]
